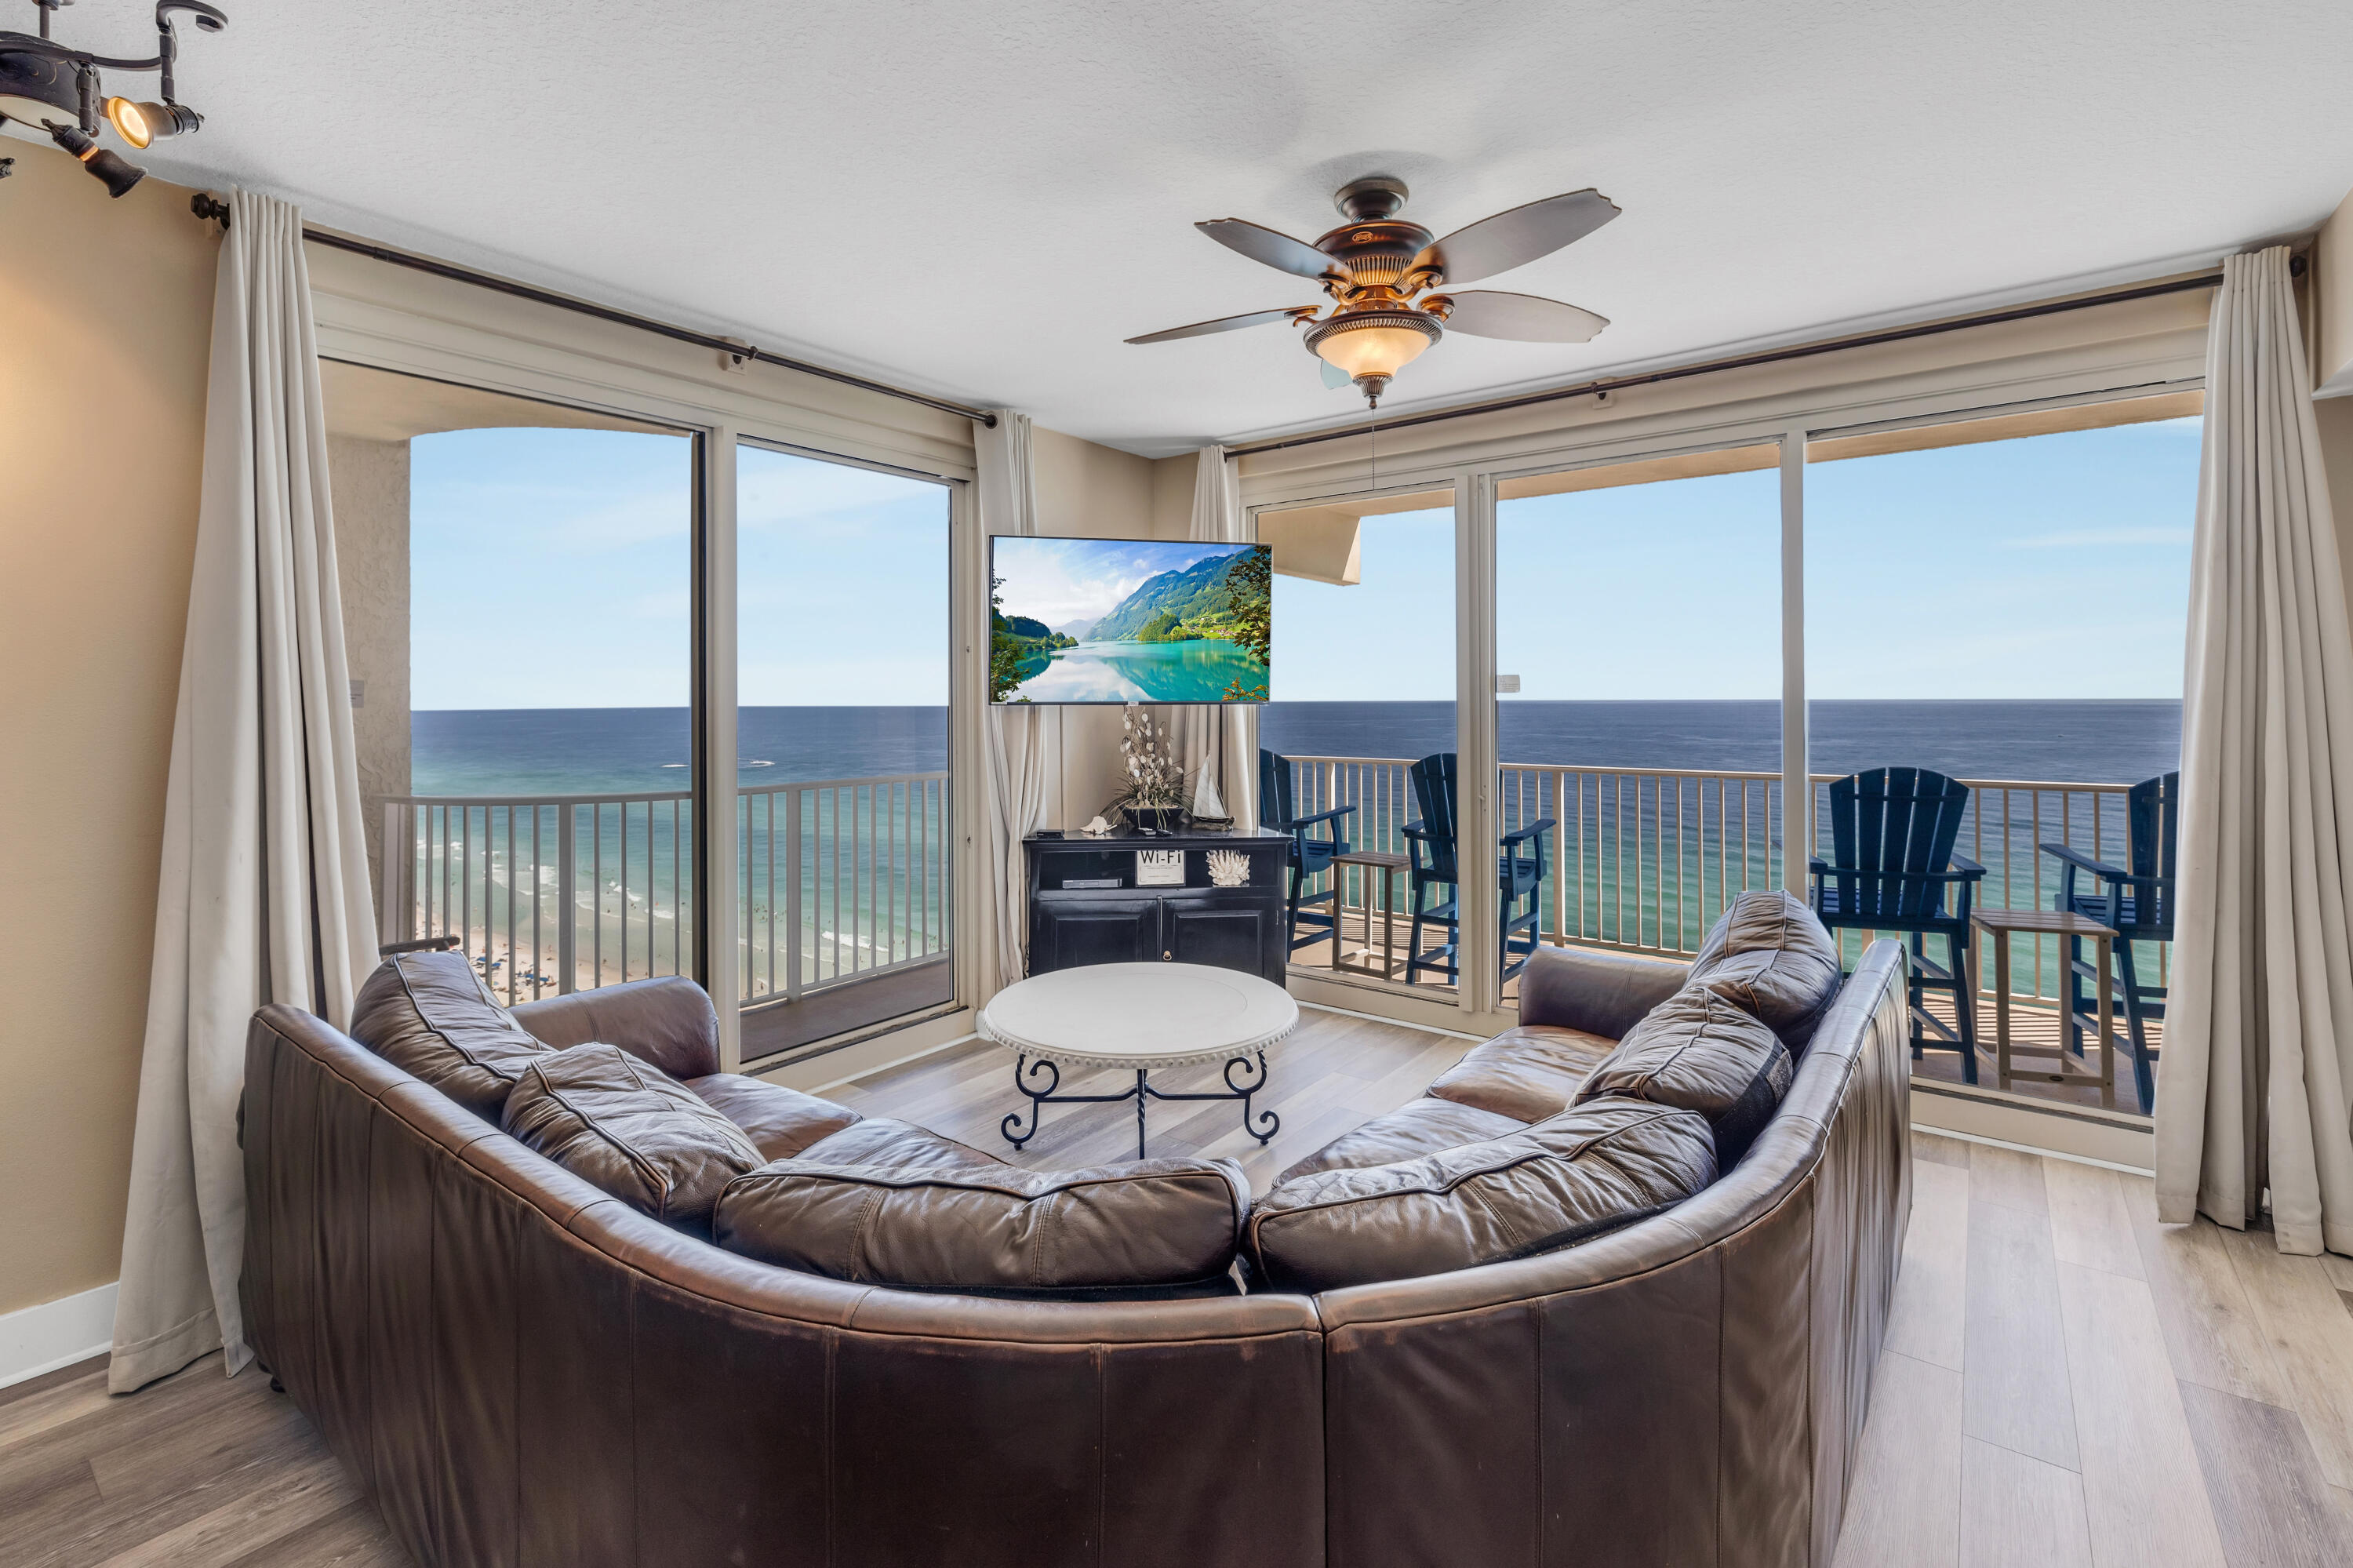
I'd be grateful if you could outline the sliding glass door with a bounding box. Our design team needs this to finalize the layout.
[321,360,702,1001]
[1805,395,2199,1108]
[736,440,955,1059]
[1493,446,1784,1001]
[1255,486,1460,997]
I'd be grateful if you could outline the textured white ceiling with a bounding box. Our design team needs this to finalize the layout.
[38,0,2353,455]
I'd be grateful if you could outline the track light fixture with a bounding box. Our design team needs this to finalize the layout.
[0,1,227,198]
[46,117,138,194]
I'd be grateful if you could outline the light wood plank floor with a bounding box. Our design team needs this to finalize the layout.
[8,1006,2351,1567]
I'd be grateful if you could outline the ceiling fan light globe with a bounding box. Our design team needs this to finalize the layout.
[1308,315,1438,382]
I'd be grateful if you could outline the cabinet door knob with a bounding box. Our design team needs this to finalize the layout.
[1162,951,1173,961]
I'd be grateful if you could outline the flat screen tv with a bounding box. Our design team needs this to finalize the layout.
[989,536,1271,704]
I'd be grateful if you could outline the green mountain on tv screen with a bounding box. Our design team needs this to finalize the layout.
[1087,553,1250,642]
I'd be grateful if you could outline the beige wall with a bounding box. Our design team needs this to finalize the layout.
[0,145,220,1317]
[328,435,411,904]
[1149,452,1196,537]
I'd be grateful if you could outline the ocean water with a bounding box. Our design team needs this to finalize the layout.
[413,707,951,796]
[412,700,2181,797]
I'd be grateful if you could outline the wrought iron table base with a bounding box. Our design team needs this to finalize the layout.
[1000,1053,1279,1160]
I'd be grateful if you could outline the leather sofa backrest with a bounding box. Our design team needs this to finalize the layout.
[1515,941,1688,1039]
[511,974,721,1079]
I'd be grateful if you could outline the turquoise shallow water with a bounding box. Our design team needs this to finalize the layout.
[1004,638,1267,704]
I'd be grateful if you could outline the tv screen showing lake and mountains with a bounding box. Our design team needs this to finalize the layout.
[990,537,1273,704]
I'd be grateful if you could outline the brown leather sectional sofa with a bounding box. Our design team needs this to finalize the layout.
[242,926,1909,1567]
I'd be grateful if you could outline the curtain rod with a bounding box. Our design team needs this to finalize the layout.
[241,209,999,427]
[1222,264,2268,460]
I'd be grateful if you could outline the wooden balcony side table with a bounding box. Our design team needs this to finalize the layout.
[1970,908,2117,1108]
[1328,849,1410,980]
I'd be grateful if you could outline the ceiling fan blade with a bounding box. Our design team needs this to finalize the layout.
[1320,355,1352,390]
[1440,290,1609,343]
[1197,218,1344,281]
[1125,308,1305,345]
[1417,189,1620,286]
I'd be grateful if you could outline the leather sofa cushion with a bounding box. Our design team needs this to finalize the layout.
[686,1074,863,1162]
[1688,889,1842,1049]
[348,950,551,1119]
[502,1043,764,1225]
[1245,1097,1715,1293]
[1424,1024,1613,1122]
[713,1157,1250,1297]
[1576,984,1793,1167]
[795,1116,1008,1173]
[1278,1097,1528,1184]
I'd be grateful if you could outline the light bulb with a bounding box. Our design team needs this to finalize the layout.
[105,98,199,147]
[105,96,155,147]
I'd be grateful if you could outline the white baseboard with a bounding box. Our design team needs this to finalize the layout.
[1,1282,115,1392]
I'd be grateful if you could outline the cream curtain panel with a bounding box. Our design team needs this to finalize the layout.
[2157,246,2353,1257]
[1179,444,1257,824]
[111,190,379,1392]
[976,412,1057,999]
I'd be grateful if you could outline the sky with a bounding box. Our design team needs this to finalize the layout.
[409,414,2200,710]
[409,431,949,708]
[991,537,1246,629]
[1274,415,2202,703]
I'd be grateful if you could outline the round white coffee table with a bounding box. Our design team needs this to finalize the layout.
[977,962,1299,1159]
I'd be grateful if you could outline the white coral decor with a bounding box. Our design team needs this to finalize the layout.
[1206,849,1249,888]
[1104,704,1191,814]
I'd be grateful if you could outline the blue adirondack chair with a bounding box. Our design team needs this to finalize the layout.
[1259,749,1355,957]
[1810,767,1986,1079]
[2042,771,2177,1114]
[1402,752,1555,986]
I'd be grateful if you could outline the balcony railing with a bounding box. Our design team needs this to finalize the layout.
[379,771,950,1008]
[738,773,950,1005]
[1282,755,2167,1005]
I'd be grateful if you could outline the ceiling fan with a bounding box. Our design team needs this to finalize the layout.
[1126,175,1620,408]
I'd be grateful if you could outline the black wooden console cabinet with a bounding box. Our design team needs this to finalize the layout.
[1024,827,1291,983]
